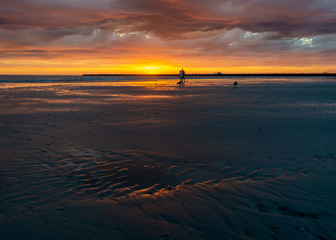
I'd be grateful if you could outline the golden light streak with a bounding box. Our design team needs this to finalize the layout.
[0,59,335,75]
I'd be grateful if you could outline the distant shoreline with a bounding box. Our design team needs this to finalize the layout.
[83,73,336,77]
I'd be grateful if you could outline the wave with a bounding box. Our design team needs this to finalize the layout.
[0,74,334,84]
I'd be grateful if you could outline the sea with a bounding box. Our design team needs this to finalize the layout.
[0,74,335,86]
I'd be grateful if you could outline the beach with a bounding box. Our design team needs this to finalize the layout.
[1,76,336,239]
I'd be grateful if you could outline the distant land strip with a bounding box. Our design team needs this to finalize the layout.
[83,73,336,77]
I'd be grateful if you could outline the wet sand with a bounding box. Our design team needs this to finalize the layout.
[1,78,336,239]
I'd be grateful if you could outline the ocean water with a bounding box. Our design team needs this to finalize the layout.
[0,75,335,91]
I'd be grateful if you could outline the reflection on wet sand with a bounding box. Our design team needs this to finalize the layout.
[0,76,332,90]
[1,77,336,239]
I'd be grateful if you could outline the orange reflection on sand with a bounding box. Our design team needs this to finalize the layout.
[0,79,179,90]
[55,91,173,100]
[0,80,182,114]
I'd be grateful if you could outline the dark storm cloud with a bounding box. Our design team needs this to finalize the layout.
[0,0,334,35]
[1,0,335,38]
[0,17,12,25]
[88,15,230,39]
[0,0,335,60]
[95,0,336,38]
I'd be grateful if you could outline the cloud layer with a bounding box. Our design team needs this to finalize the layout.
[0,0,336,73]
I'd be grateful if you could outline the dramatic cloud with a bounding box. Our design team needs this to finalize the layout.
[0,0,335,73]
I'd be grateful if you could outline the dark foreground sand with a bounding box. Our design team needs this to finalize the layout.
[1,78,336,239]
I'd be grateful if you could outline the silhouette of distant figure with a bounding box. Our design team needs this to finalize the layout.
[177,70,184,85]
[233,81,238,87]
[179,70,183,81]
[181,68,185,82]
[177,68,185,85]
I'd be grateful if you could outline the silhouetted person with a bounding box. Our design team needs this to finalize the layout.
[181,68,185,82]
[179,70,183,83]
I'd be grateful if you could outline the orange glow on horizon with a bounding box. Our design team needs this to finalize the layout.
[0,58,335,75]
[1,66,335,75]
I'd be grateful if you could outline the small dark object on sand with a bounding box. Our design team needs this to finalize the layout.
[234,81,238,86]
[160,233,170,240]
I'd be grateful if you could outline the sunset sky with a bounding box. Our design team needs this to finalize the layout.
[1,0,336,74]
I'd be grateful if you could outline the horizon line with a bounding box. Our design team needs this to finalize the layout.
[1,73,335,77]
[83,73,336,77]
